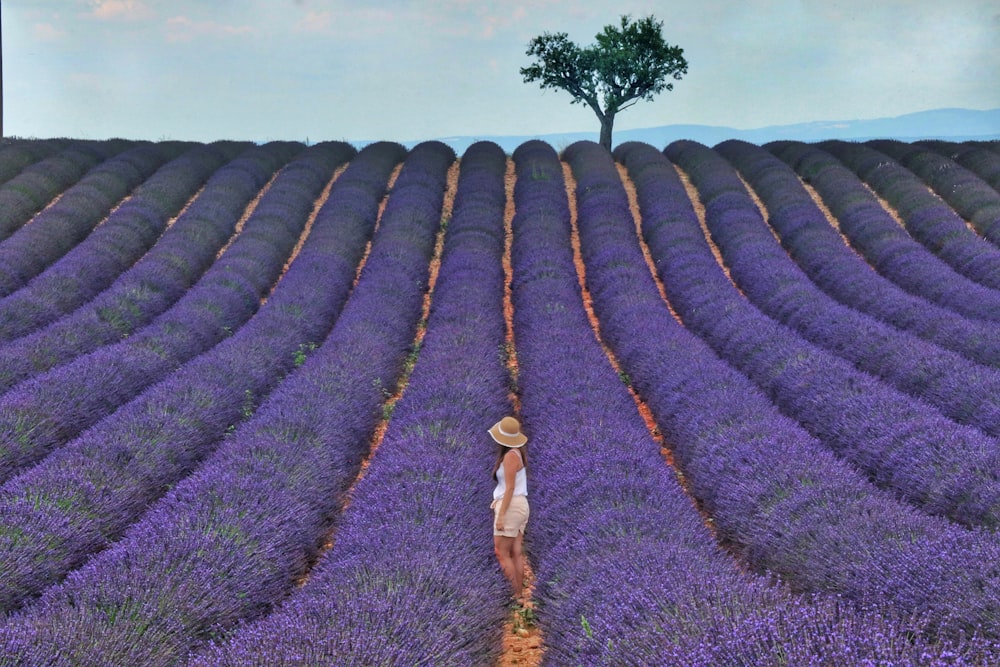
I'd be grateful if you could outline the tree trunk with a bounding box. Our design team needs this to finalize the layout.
[599,114,614,151]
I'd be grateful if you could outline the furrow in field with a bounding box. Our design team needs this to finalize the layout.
[666,139,1000,529]
[772,140,1000,323]
[869,140,1000,247]
[718,140,1000,376]
[0,143,181,298]
[823,140,1000,292]
[0,139,69,188]
[0,143,243,342]
[0,142,401,617]
[0,141,450,665]
[0,140,130,242]
[0,142,300,395]
[608,140,1000,644]
[0,143,354,484]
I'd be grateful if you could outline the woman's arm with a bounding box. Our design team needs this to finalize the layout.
[495,450,521,530]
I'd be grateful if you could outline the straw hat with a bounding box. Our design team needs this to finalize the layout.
[488,416,527,448]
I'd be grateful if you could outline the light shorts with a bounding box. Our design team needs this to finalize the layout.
[492,495,529,538]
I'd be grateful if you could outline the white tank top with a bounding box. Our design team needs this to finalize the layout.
[493,449,527,500]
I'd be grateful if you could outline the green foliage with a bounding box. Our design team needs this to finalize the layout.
[521,15,688,149]
[513,604,537,632]
[292,341,317,367]
[241,389,255,420]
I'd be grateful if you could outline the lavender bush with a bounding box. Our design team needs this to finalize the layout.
[0,142,354,483]
[0,141,455,666]
[714,139,1000,370]
[0,141,402,615]
[697,140,1000,436]
[866,140,1000,246]
[0,142,300,395]
[0,142,179,297]
[0,140,67,187]
[662,139,1000,529]
[821,140,1000,291]
[770,140,1000,323]
[189,140,513,666]
[924,143,1000,193]
[0,141,127,241]
[0,143,241,341]
[3,137,1000,663]
[606,139,1000,640]
[515,138,994,664]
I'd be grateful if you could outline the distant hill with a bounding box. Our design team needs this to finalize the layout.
[403,107,1000,153]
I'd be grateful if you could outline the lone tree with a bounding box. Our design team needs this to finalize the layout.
[521,15,687,150]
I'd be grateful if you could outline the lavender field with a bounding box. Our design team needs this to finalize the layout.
[2,136,1000,665]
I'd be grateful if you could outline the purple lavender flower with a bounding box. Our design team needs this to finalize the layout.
[0,142,354,482]
[0,141,458,665]
[610,139,1000,640]
[717,139,1000,370]
[0,143,178,297]
[772,140,1000,323]
[822,140,1000,292]
[0,142,300,395]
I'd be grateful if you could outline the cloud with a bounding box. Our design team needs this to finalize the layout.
[33,22,66,41]
[165,15,254,43]
[480,6,526,39]
[87,0,154,21]
[294,10,333,34]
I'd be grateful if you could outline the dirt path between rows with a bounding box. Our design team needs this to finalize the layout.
[496,157,544,667]
[671,162,747,299]
[215,168,281,260]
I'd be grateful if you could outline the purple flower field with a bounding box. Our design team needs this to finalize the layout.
[1,135,1000,665]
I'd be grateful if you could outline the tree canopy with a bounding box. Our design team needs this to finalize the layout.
[521,15,688,150]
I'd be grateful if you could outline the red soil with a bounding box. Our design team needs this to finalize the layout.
[672,163,746,298]
[165,184,206,231]
[215,169,281,259]
[264,164,348,303]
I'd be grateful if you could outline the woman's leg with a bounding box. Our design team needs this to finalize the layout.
[494,535,518,595]
[511,533,525,597]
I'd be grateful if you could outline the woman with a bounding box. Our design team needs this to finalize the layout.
[489,415,529,602]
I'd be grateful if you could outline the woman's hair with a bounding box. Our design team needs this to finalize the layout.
[492,442,528,480]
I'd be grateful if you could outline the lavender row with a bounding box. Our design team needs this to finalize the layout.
[708,142,1000,442]
[820,140,1000,291]
[0,142,353,484]
[0,141,401,615]
[0,142,181,297]
[518,138,988,664]
[192,141,510,666]
[564,139,1000,661]
[664,139,1000,529]
[926,143,1000,193]
[714,140,1000,370]
[769,141,1000,323]
[0,142,300,395]
[0,143,242,342]
[0,140,128,241]
[607,140,1000,644]
[866,140,1000,246]
[0,141,453,665]
[0,140,68,187]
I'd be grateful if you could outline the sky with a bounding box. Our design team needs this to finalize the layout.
[3,0,999,144]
